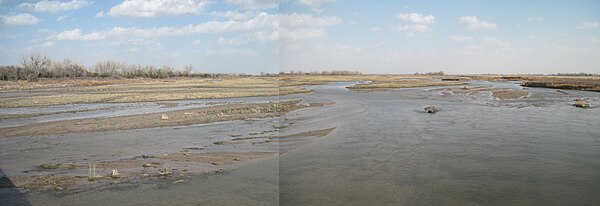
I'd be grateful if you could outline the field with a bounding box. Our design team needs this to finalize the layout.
[0,77,308,108]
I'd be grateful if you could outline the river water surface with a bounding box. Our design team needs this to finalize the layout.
[3,81,600,205]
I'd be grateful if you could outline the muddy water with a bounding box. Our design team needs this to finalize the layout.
[2,81,600,205]
[280,82,600,205]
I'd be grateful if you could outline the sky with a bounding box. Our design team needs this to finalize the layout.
[1,0,599,74]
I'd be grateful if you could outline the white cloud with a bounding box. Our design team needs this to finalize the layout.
[297,0,336,12]
[577,21,599,29]
[19,0,90,13]
[56,15,68,21]
[397,13,436,25]
[41,41,55,47]
[0,13,39,26]
[216,36,252,45]
[95,11,104,18]
[50,12,278,40]
[280,13,341,41]
[526,16,544,22]
[449,35,474,42]
[395,13,436,35]
[459,16,498,30]
[280,13,341,28]
[395,24,430,33]
[211,11,256,20]
[108,0,210,18]
[254,30,278,42]
[225,0,278,10]
[371,26,381,32]
[484,37,510,48]
[50,29,106,40]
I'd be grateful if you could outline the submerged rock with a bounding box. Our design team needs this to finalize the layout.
[424,106,440,113]
[574,99,590,108]
[40,163,60,169]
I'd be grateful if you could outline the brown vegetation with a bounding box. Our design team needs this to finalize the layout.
[520,77,600,91]
[0,77,308,108]
[0,53,244,81]
[0,100,301,138]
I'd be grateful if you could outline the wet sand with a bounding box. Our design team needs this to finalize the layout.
[0,100,300,138]
[0,93,338,195]
[436,86,529,100]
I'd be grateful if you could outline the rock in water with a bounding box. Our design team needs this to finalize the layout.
[424,106,440,113]
[111,169,120,177]
[161,113,169,120]
[40,163,60,169]
[574,99,590,108]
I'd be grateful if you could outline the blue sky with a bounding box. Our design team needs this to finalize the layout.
[280,0,600,74]
[1,0,599,74]
[0,0,279,73]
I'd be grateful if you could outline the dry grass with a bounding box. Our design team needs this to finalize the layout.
[0,100,301,138]
[0,77,309,108]
[347,80,465,91]
[280,74,465,91]
[520,76,600,91]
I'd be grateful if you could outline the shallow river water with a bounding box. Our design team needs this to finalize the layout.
[2,81,600,205]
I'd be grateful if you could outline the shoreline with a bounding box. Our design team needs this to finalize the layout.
[0,100,301,138]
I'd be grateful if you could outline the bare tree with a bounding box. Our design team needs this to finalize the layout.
[20,53,50,81]
[183,64,193,76]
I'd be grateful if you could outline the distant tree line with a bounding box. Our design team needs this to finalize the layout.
[552,72,599,76]
[414,71,445,76]
[0,53,217,81]
[280,70,362,75]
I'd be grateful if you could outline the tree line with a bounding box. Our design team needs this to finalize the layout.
[0,53,210,81]
[279,70,362,75]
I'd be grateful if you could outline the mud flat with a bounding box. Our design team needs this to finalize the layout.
[436,86,529,100]
[8,152,275,192]
[0,107,111,120]
[0,96,337,195]
[0,100,301,138]
[4,126,336,193]
[520,76,600,92]
[491,89,529,100]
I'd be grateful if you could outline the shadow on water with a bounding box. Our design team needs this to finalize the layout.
[0,168,32,206]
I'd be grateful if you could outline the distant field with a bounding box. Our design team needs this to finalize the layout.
[1,74,597,108]
[281,74,466,91]
[0,77,308,108]
[465,75,600,92]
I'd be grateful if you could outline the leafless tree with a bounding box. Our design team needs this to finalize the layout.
[183,64,193,76]
[20,53,51,81]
